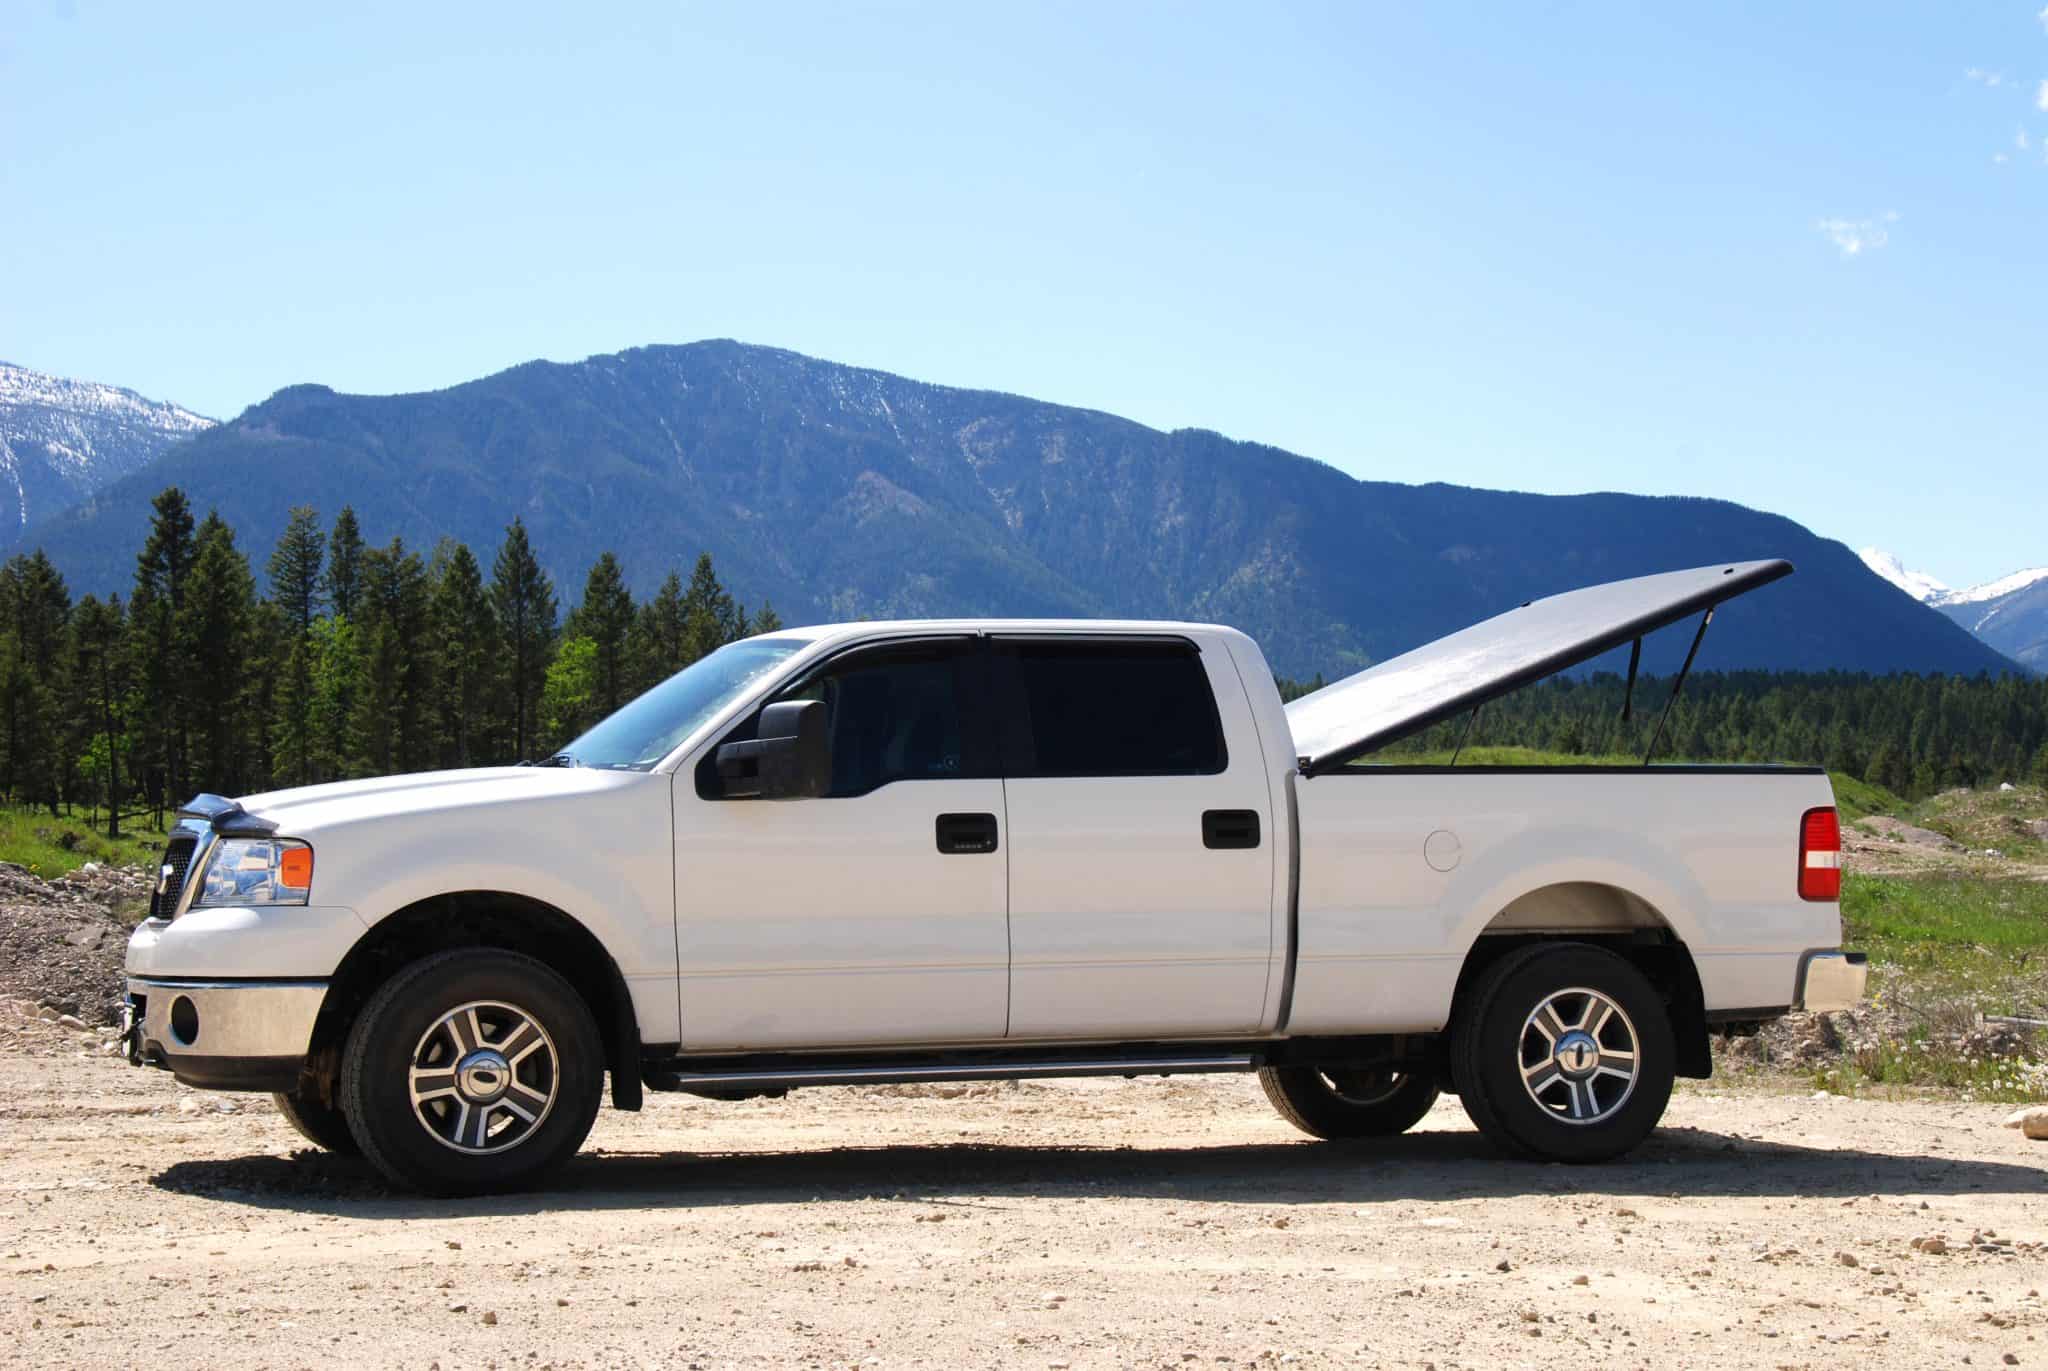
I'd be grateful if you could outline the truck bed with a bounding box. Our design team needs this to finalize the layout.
[1285,765,1839,1035]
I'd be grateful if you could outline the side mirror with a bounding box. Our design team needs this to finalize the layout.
[715,700,830,799]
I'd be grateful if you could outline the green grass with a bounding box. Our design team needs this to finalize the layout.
[0,805,168,880]
[1844,874,2048,958]
[1828,772,1906,823]
[1804,874,2048,1102]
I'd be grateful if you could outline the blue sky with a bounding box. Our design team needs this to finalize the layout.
[5,2,2044,585]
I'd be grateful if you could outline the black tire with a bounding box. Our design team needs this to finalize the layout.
[1450,942,1674,1163]
[272,1087,362,1155]
[1257,1065,1440,1140]
[340,948,604,1195]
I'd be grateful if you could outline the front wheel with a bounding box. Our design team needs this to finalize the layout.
[340,949,604,1195]
[1450,942,1674,1163]
[272,1087,360,1155]
[1257,1065,1440,1140]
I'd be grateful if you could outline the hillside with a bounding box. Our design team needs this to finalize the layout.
[0,363,213,543]
[24,341,2019,680]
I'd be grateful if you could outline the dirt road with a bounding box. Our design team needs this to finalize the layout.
[4,1050,2045,1371]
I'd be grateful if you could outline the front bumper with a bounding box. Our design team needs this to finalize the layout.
[1795,951,1869,1014]
[125,977,326,1091]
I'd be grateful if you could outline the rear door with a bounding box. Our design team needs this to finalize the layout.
[995,635,1276,1039]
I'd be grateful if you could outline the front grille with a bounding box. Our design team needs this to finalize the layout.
[149,835,199,920]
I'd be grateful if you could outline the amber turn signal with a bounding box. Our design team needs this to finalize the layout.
[279,845,314,890]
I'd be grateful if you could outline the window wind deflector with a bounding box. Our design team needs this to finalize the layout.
[1284,559,1794,775]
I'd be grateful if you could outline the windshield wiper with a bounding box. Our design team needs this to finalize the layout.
[525,751,581,768]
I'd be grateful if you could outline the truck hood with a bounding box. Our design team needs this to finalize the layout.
[1285,559,1793,773]
[232,766,646,835]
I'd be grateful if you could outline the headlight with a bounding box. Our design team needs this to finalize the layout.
[192,838,314,907]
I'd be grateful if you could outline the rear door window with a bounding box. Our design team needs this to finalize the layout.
[997,639,1227,777]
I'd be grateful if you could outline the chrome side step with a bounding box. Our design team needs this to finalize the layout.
[655,1054,1256,1092]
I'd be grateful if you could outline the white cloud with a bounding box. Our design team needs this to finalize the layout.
[1966,67,2006,87]
[2038,78,2048,111]
[2039,3,2048,33]
[1816,212,1899,257]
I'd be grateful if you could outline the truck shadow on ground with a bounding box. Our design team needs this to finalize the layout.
[151,1125,2048,1219]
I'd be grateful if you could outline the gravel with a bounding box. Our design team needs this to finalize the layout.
[6,1052,2047,1369]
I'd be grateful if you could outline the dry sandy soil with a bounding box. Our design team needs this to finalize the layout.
[5,1048,2046,1371]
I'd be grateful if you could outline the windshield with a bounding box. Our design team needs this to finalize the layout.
[560,638,810,770]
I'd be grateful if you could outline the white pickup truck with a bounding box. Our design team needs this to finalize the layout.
[125,559,1864,1194]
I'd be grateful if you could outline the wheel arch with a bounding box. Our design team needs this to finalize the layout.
[304,890,644,1112]
[1448,881,1712,1081]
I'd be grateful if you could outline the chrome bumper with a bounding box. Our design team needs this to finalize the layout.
[1795,951,1868,1014]
[125,976,326,1091]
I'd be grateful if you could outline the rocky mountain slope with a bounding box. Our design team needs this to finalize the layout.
[1860,548,2047,673]
[0,362,213,543]
[18,342,2018,679]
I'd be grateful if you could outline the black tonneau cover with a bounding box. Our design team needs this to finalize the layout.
[1284,559,1793,774]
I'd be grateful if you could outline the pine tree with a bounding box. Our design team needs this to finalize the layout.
[490,519,556,761]
[575,553,635,718]
[324,506,364,622]
[1865,740,1908,796]
[185,514,257,793]
[751,602,783,634]
[352,538,434,775]
[267,507,326,787]
[679,553,734,664]
[243,598,288,790]
[631,571,689,692]
[308,615,363,779]
[428,539,496,769]
[0,551,71,810]
[269,506,325,632]
[129,487,198,819]
[68,594,127,836]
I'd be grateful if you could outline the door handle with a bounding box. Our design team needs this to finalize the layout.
[935,812,999,855]
[1202,809,1261,850]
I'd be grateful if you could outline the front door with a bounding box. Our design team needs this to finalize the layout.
[673,636,1009,1049]
[995,636,1276,1039]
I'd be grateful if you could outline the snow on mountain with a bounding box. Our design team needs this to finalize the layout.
[1859,545,2047,672]
[0,362,213,542]
[1857,547,1951,601]
[1859,546,2048,610]
[1935,566,2048,608]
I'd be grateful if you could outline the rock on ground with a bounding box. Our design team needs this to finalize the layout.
[1858,816,1962,850]
[0,860,149,1026]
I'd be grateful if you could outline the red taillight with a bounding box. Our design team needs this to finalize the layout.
[1799,806,1842,902]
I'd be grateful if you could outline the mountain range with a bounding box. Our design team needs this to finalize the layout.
[6,341,2023,680]
[1860,548,2048,674]
[0,362,213,544]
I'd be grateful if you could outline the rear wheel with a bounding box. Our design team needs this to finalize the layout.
[272,1087,360,1155]
[340,948,604,1195]
[1257,1064,1440,1140]
[1450,942,1674,1163]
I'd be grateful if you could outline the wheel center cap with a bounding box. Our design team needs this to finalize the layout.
[456,1048,512,1103]
[1553,1030,1600,1078]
